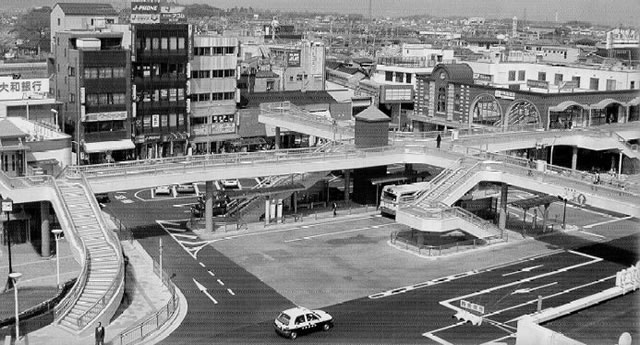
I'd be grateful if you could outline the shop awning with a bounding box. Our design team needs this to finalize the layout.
[548,101,587,112]
[84,139,135,153]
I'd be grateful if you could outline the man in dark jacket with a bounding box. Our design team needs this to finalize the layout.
[95,322,105,345]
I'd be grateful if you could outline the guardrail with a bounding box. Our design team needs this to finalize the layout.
[115,258,179,345]
[76,172,125,330]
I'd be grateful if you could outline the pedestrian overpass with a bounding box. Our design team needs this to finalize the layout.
[1,116,639,336]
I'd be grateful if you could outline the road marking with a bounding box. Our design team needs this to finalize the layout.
[193,278,218,304]
[217,279,225,286]
[511,282,558,295]
[284,223,394,243]
[227,288,235,296]
[502,264,544,277]
[199,262,205,268]
[173,203,197,208]
[208,270,215,277]
[580,231,607,239]
[173,233,199,240]
[583,216,633,229]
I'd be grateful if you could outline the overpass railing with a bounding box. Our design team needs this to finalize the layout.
[260,101,355,139]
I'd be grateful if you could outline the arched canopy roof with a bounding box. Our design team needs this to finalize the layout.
[549,101,588,112]
[429,63,474,83]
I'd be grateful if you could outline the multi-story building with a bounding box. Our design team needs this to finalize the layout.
[53,30,133,165]
[190,33,239,153]
[131,23,191,159]
[270,41,326,92]
[50,3,119,52]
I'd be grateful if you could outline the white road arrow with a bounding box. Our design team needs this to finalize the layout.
[193,278,218,304]
[502,265,544,277]
[511,282,558,295]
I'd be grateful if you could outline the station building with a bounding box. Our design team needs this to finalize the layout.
[413,63,640,131]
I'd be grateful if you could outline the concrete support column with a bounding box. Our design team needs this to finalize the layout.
[275,126,281,150]
[625,106,630,123]
[41,202,50,257]
[343,170,350,202]
[293,191,298,214]
[618,151,623,178]
[549,145,554,165]
[205,181,214,232]
[571,146,578,170]
[500,183,509,214]
[587,108,592,127]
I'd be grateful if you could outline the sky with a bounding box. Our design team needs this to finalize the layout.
[4,0,640,26]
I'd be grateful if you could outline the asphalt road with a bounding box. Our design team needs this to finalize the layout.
[103,187,639,345]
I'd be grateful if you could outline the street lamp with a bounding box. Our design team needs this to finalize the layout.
[52,229,64,289]
[50,109,58,129]
[9,272,22,343]
[2,196,14,289]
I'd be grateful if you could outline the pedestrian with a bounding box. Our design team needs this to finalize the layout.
[332,202,337,217]
[436,134,441,149]
[95,322,105,345]
[528,157,535,176]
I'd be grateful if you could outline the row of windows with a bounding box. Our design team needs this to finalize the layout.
[507,70,526,81]
[192,92,235,102]
[385,71,412,84]
[137,88,186,103]
[141,113,186,130]
[136,37,186,52]
[289,74,308,82]
[133,63,187,79]
[86,93,126,106]
[191,69,236,79]
[84,120,125,133]
[84,67,126,79]
[193,46,235,56]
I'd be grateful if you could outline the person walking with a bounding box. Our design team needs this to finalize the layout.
[95,322,105,345]
[332,202,337,217]
[436,134,442,149]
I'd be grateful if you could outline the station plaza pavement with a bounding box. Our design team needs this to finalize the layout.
[0,203,632,345]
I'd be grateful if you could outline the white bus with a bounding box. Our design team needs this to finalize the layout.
[379,182,430,216]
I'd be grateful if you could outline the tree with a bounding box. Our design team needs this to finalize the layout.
[12,6,51,54]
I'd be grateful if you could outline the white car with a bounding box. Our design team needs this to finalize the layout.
[175,183,195,193]
[274,307,333,340]
[220,179,240,189]
[154,185,172,195]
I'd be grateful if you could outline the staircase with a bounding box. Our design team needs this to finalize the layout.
[53,177,123,333]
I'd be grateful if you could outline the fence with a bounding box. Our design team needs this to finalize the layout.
[390,231,503,257]
[115,256,179,345]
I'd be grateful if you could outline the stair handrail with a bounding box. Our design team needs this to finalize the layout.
[51,180,90,322]
[448,206,503,238]
[75,173,124,330]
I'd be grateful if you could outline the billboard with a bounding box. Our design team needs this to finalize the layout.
[130,13,160,24]
[286,50,301,67]
[131,2,159,13]
[0,78,49,100]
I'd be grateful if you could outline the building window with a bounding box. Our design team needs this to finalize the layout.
[554,74,563,85]
[68,67,75,77]
[589,78,599,90]
[152,38,160,50]
[437,87,446,113]
[98,67,112,79]
[69,93,76,103]
[296,74,303,81]
[572,76,581,88]
[606,79,616,91]
[178,37,185,50]
[57,18,60,26]
[161,37,168,50]
[266,80,274,91]
[406,73,412,84]
[169,37,177,50]
[518,70,525,81]
[537,72,546,81]
[508,70,516,81]
[395,72,403,82]
[631,81,636,89]
[385,71,393,82]
[454,93,461,112]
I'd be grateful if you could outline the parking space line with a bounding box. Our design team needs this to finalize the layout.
[217,279,225,286]
[208,270,215,277]
[583,216,633,229]
[199,262,205,268]
[227,288,235,296]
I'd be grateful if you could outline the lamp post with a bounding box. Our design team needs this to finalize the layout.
[52,229,63,289]
[2,196,14,289]
[50,109,58,129]
[9,272,22,343]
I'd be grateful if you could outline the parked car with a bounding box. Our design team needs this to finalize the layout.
[176,183,196,193]
[220,179,240,189]
[154,185,172,195]
[274,307,333,340]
